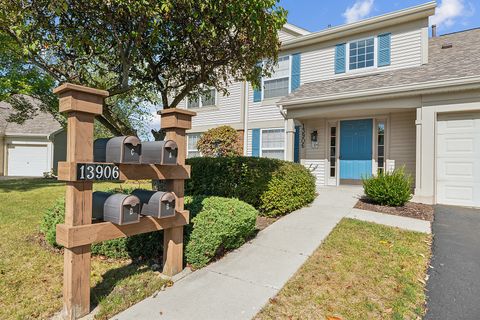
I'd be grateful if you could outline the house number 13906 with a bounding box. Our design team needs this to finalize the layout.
[77,163,120,181]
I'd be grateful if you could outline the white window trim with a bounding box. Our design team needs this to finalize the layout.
[346,36,378,74]
[260,128,286,160]
[186,89,217,109]
[187,133,202,158]
[261,55,292,101]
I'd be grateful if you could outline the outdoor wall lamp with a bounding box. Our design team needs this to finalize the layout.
[311,130,318,142]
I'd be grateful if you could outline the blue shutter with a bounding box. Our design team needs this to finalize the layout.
[335,43,346,74]
[251,129,260,157]
[294,126,300,163]
[378,33,391,67]
[291,53,301,91]
[253,62,262,102]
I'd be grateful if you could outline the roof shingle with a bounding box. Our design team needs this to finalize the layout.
[0,96,62,136]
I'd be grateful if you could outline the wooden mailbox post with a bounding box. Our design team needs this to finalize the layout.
[54,83,195,319]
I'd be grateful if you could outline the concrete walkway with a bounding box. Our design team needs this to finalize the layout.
[425,205,480,320]
[113,187,361,320]
[347,208,431,234]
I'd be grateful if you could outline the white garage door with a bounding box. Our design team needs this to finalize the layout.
[7,144,49,177]
[437,112,480,207]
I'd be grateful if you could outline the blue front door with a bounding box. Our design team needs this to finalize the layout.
[340,119,373,180]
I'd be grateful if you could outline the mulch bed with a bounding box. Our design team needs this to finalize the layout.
[355,198,434,222]
[256,216,279,231]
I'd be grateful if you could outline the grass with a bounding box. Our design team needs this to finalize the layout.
[0,178,168,320]
[256,218,431,320]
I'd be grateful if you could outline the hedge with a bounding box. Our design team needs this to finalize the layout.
[186,157,316,216]
[185,196,258,268]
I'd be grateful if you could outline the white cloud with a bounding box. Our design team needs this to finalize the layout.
[430,0,471,29]
[343,0,375,24]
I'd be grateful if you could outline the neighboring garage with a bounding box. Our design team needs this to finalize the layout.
[0,97,67,177]
[436,112,480,207]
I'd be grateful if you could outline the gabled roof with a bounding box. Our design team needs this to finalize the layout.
[280,28,480,108]
[282,23,311,36]
[0,96,63,136]
[281,1,436,50]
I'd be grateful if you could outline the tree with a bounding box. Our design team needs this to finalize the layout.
[0,0,287,135]
[197,126,242,157]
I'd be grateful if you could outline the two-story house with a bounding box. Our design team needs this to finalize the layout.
[177,1,480,208]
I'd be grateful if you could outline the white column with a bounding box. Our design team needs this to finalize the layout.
[285,118,295,162]
[413,106,435,204]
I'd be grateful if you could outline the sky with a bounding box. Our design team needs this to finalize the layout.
[279,0,479,35]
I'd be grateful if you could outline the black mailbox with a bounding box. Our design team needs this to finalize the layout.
[92,191,141,225]
[140,140,178,165]
[93,138,110,162]
[131,189,176,219]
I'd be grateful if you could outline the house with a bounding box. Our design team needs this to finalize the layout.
[0,98,67,177]
[179,1,480,208]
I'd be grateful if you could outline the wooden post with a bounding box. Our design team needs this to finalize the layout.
[160,108,196,276]
[54,83,108,319]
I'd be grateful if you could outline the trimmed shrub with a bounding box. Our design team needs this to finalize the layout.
[197,125,242,157]
[362,166,413,207]
[185,197,258,268]
[185,157,316,216]
[260,162,316,216]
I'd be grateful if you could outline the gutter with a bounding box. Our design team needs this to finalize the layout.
[243,81,249,156]
[280,76,480,109]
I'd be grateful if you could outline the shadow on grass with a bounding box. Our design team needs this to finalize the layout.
[90,262,152,310]
[0,178,64,193]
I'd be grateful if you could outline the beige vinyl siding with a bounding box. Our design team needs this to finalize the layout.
[302,159,326,187]
[191,81,243,128]
[299,19,425,85]
[246,129,252,156]
[303,118,327,160]
[279,29,301,43]
[247,84,284,123]
[389,110,416,178]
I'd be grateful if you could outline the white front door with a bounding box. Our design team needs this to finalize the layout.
[7,144,49,176]
[436,112,480,207]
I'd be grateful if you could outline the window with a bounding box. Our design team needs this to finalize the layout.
[261,128,285,160]
[187,133,202,158]
[329,126,337,177]
[263,56,290,99]
[187,89,216,109]
[348,37,375,70]
[377,121,385,173]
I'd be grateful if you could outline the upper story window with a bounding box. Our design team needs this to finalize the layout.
[263,56,290,99]
[335,33,390,74]
[349,38,375,70]
[187,88,216,109]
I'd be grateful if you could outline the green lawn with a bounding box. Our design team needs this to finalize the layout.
[256,218,431,320]
[0,179,168,320]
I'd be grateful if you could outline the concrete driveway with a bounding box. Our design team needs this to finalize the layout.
[425,205,480,320]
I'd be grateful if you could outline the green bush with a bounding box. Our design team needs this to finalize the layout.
[260,162,316,216]
[362,166,413,207]
[186,157,316,216]
[185,197,258,268]
[196,125,242,157]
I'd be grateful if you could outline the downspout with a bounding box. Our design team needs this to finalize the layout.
[243,81,249,156]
